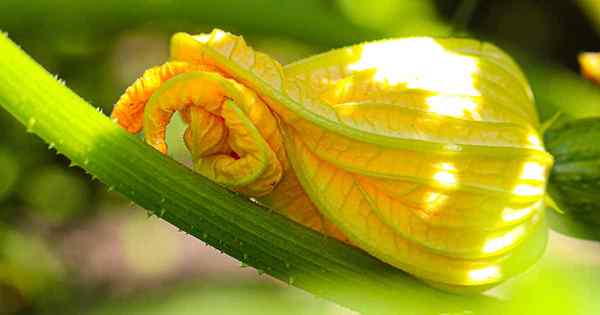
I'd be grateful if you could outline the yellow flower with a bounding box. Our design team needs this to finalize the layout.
[112,29,552,289]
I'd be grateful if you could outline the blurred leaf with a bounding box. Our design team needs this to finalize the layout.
[545,117,600,237]
[0,226,66,303]
[253,37,319,65]
[0,148,20,202]
[0,0,382,48]
[526,59,600,121]
[496,233,600,315]
[450,0,480,36]
[19,166,91,224]
[79,282,351,315]
[121,214,181,278]
[336,0,448,36]
[577,0,600,35]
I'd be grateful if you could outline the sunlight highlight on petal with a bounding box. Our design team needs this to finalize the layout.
[513,184,543,197]
[527,133,542,148]
[468,266,501,283]
[423,191,449,214]
[519,162,546,181]
[501,201,541,222]
[212,29,227,41]
[432,163,457,188]
[347,38,480,95]
[482,226,525,254]
[426,95,480,119]
[194,33,211,43]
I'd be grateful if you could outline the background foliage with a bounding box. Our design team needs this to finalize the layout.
[1,1,600,314]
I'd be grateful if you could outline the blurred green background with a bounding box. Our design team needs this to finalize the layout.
[1,1,600,314]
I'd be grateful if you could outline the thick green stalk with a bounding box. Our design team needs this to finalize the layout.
[0,34,508,314]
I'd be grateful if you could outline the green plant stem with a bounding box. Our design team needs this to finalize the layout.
[0,33,508,315]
